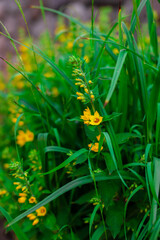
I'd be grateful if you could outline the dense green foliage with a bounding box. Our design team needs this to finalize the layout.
[0,0,160,239]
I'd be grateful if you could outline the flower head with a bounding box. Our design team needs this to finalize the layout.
[29,196,36,204]
[80,107,91,125]
[88,143,103,152]
[90,111,103,126]
[18,197,26,203]
[36,206,47,216]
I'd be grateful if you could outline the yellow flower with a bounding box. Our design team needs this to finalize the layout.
[3,163,9,169]
[113,48,119,55]
[80,107,91,125]
[36,206,47,216]
[88,143,103,152]
[27,214,36,220]
[18,197,26,203]
[0,189,7,195]
[25,130,34,142]
[32,218,39,226]
[96,135,101,141]
[19,193,27,197]
[16,185,22,190]
[29,196,37,204]
[0,82,5,91]
[79,43,84,48]
[13,182,20,185]
[16,130,27,147]
[52,87,59,97]
[17,130,34,147]
[90,111,103,126]
[67,41,73,49]
[84,56,89,63]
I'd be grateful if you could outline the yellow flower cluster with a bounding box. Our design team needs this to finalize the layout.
[17,130,34,147]
[12,75,25,90]
[27,206,47,226]
[28,149,42,172]
[8,102,24,127]
[80,107,103,126]
[70,56,94,103]
[19,44,33,72]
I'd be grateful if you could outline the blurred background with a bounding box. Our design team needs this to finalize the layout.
[0,0,159,57]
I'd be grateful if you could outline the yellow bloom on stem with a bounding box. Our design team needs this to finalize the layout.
[80,107,91,125]
[32,218,39,226]
[88,143,103,152]
[36,206,47,216]
[29,196,37,204]
[90,111,103,126]
[18,197,26,203]
[25,130,34,142]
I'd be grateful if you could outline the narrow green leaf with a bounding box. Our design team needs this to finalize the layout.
[91,225,105,240]
[89,204,100,236]
[103,132,128,188]
[105,50,127,103]
[42,148,88,175]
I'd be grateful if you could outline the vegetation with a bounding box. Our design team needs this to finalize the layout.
[0,0,160,239]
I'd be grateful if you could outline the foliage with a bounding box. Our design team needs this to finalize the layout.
[0,0,160,239]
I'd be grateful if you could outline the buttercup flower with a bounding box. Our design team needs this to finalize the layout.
[18,197,26,203]
[29,196,37,204]
[25,130,34,142]
[90,111,103,126]
[80,107,92,125]
[36,206,47,216]
[88,143,103,152]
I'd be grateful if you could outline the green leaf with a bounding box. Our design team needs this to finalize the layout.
[130,0,147,33]
[106,201,124,238]
[99,181,120,208]
[38,133,49,172]
[103,112,122,122]
[42,148,88,175]
[84,125,99,142]
[105,50,127,103]
[103,132,128,187]
[91,225,106,240]
[116,132,141,144]
[89,204,100,236]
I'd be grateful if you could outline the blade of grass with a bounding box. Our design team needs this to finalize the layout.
[89,204,100,237]
[103,132,128,188]
[104,50,127,104]
[42,148,88,175]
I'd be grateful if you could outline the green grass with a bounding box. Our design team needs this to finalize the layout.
[0,0,160,239]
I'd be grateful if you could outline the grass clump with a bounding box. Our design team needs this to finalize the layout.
[0,0,160,239]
